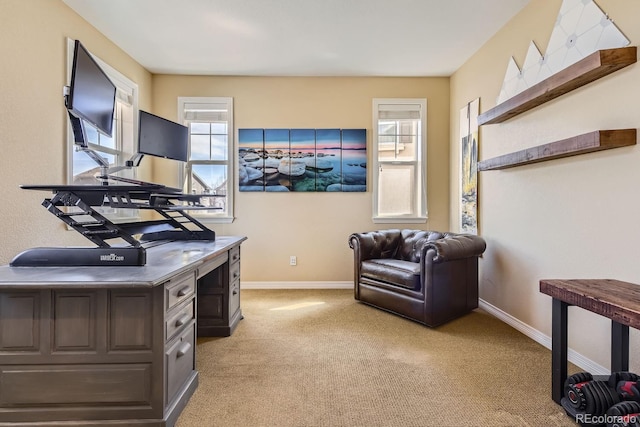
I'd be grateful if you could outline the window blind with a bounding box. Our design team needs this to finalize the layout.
[183,102,229,121]
[115,88,132,106]
[378,103,421,120]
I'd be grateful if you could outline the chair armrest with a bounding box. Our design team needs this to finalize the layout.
[421,234,486,263]
[348,229,401,261]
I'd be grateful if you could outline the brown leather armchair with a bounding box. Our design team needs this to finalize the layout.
[348,229,486,327]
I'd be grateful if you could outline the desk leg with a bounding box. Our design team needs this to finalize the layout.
[611,321,629,372]
[552,298,568,404]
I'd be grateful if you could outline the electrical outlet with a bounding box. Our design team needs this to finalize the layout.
[289,256,297,266]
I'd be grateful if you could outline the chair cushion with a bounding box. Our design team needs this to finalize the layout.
[361,259,421,290]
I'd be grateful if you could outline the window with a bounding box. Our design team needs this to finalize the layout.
[66,39,137,186]
[372,99,427,223]
[178,97,234,223]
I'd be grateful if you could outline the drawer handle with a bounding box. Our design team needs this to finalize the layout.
[176,286,191,297]
[177,342,192,358]
[175,313,192,327]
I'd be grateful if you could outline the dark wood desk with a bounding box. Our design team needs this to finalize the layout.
[0,237,246,426]
[539,279,640,404]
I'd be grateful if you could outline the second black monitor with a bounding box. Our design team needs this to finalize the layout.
[138,110,188,162]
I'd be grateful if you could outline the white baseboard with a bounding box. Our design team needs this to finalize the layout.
[242,281,352,290]
[479,299,608,375]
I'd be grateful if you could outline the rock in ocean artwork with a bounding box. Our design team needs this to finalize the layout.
[238,128,366,192]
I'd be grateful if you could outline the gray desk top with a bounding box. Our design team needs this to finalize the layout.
[0,236,246,289]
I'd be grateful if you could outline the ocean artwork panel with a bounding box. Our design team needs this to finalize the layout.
[340,129,367,192]
[315,129,341,192]
[238,128,366,192]
[238,128,265,192]
[289,129,316,192]
[264,129,291,191]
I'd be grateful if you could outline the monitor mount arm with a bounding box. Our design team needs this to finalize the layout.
[108,153,144,173]
[67,111,110,179]
[65,83,144,183]
[64,88,166,188]
[68,110,146,184]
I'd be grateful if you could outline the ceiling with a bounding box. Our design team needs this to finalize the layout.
[62,0,530,77]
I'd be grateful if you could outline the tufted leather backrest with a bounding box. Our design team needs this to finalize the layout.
[350,229,485,264]
[351,229,401,260]
[397,230,445,262]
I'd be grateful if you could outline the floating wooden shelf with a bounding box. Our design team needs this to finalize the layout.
[478,47,637,125]
[477,129,636,171]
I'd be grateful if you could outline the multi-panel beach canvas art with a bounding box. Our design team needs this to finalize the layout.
[238,128,366,192]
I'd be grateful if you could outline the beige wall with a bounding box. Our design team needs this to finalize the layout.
[0,0,152,264]
[153,76,450,282]
[450,0,640,371]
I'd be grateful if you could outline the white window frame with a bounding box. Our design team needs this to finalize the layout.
[372,98,427,223]
[178,97,234,224]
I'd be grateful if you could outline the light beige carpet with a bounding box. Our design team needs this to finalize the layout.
[176,289,577,427]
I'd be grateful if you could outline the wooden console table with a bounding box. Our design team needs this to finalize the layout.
[0,236,246,426]
[539,279,640,404]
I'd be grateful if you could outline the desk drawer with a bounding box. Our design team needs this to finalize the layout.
[166,301,194,342]
[229,280,240,317]
[229,262,240,284]
[229,246,240,265]
[165,272,195,312]
[166,325,195,404]
[0,363,151,406]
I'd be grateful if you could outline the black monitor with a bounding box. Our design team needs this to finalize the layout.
[138,110,189,162]
[65,40,116,143]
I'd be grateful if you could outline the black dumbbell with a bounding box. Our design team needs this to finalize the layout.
[565,372,593,410]
[583,381,622,416]
[565,372,621,415]
[609,372,640,389]
[606,401,640,427]
[609,372,640,403]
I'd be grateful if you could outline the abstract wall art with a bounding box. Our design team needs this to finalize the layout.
[460,99,479,234]
[238,128,366,192]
